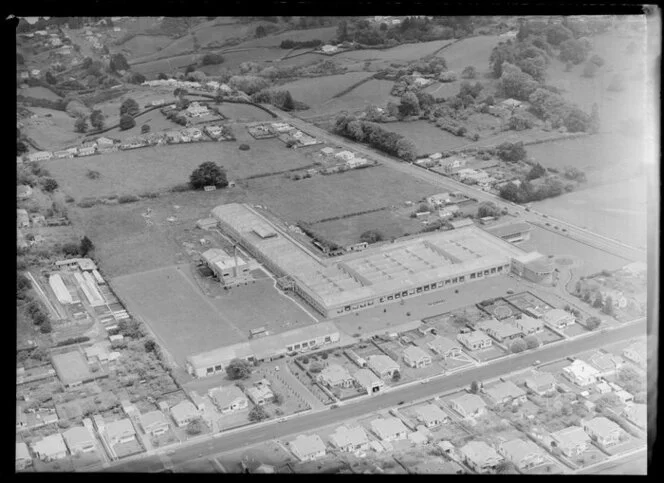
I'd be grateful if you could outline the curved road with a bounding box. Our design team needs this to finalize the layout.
[107,318,645,472]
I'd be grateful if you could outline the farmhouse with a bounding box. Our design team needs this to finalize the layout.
[402,346,432,368]
[370,417,409,441]
[271,122,294,133]
[209,385,248,413]
[32,434,68,461]
[600,289,628,309]
[289,434,326,461]
[320,147,335,156]
[51,351,93,388]
[583,417,623,447]
[550,426,590,457]
[524,372,557,396]
[77,144,96,156]
[477,319,523,342]
[509,314,543,334]
[623,341,646,368]
[321,44,339,53]
[563,360,601,386]
[450,393,487,420]
[335,150,355,162]
[483,381,527,406]
[543,308,575,329]
[105,418,136,446]
[170,401,199,427]
[211,203,549,319]
[186,322,340,378]
[330,425,370,452]
[368,355,400,378]
[16,442,32,470]
[499,439,545,470]
[459,441,503,474]
[414,404,449,428]
[486,222,533,243]
[62,426,96,454]
[201,247,250,283]
[139,410,170,436]
[457,331,493,351]
[500,98,524,110]
[354,368,384,394]
[622,404,647,429]
[319,364,354,388]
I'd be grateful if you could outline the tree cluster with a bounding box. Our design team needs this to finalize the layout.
[225,359,252,380]
[201,53,225,66]
[496,141,527,163]
[228,75,270,95]
[359,230,384,244]
[279,39,323,49]
[251,89,303,111]
[334,114,417,162]
[189,162,229,190]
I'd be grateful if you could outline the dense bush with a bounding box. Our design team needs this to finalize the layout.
[334,114,417,161]
[189,161,228,189]
[201,53,225,65]
[118,194,140,204]
[119,114,136,131]
[279,39,323,49]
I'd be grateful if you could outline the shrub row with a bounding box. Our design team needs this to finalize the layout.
[312,206,387,224]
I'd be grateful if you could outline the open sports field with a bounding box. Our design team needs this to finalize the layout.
[277,72,375,107]
[110,264,316,366]
[381,120,471,155]
[435,35,501,73]
[48,136,312,199]
[245,164,442,223]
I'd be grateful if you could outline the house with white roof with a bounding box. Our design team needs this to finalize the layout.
[543,308,575,329]
[524,372,557,396]
[414,404,449,428]
[562,359,601,387]
[27,151,53,162]
[334,150,355,162]
[427,336,462,359]
[587,352,624,378]
[246,380,275,406]
[354,368,385,395]
[63,426,96,454]
[370,417,409,441]
[499,438,546,470]
[622,404,647,429]
[427,192,452,208]
[139,410,170,436]
[320,147,335,156]
[32,434,68,461]
[583,417,623,447]
[550,426,590,456]
[477,319,523,342]
[105,418,136,446]
[209,385,248,414]
[288,434,326,461]
[329,425,370,452]
[367,355,400,379]
[318,364,354,388]
[449,393,487,420]
[483,380,527,407]
[623,341,646,369]
[459,441,503,473]
[600,289,628,309]
[170,400,200,427]
[16,442,32,470]
[321,44,339,53]
[403,345,432,368]
[509,314,543,334]
[457,331,493,351]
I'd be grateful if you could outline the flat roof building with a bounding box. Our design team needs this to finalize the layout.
[201,247,249,282]
[211,203,544,319]
[486,222,533,243]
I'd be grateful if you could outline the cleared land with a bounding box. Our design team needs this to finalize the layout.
[301,79,399,119]
[335,39,455,64]
[277,72,375,108]
[435,35,500,73]
[116,34,173,60]
[217,103,274,121]
[21,107,82,150]
[18,86,62,100]
[381,120,471,155]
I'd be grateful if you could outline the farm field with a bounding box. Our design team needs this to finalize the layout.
[90,87,179,128]
[276,72,375,107]
[244,164,443,224]
[18,86,62,100]
[100,112,185,141]
[238,26,338,49]
[218,102,274,121]
[131,53,200,76]
[21,107,82,150]
[199,47,286,73]
[300,79,399,119]
[115,34,173,60]
[381,120,471,156]
[423,81,462,98]
[335,39,455,64]
[435,35,501,73]
[47,137,312,199]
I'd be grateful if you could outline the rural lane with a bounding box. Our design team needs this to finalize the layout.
[106,318,645,472]
[271,108,646,263]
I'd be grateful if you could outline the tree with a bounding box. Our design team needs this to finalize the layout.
[109,53,130,72]
[527,163,546,180]
[273,392,284,405]
[496,141,527,162]
[255,25,267,38]
[585,316,601,330]
[337,20,349,42]
[582,61,599,78]
[17,272,32,296]
[225,358,252,380]
[45,71,57,85]
[249,405,269,422]
[602,297,615,315]
[496,461,516,474]
[61,242,81,257]
[157,72,168,80]
[595,393,622,413]
[79,236,94,256]
[545,24,573,46]
[190,162,228,190]
[499,62,539,100]
[511,339,527,353]
[399,92,421,117]
[592,293,603,309]
[130,73,146,85]
[119,319,144,338]
[141,124,151,134]
[42,177,59,192]
[186,418,204,435]
[144,339,157,352]
[119,114,136,131]
[40,319,53,333]
[360,230,383,244]
[75,117,88,133]
[282,91,295,111]
[524,334,540,349]
[90,110,105,130]
[470,380,480,394]
[477,201,500,218]
[392,371,401,382]
[461,66,477,79]
[201,53,224,66]
[120,98,140,117]
[559,39,588,65]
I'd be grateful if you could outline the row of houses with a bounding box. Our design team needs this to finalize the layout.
[142,79,232,94]
[319,147,373,170]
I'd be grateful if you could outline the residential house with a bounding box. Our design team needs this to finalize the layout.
[600,289,628,309]
[483,381,527,407]
[183,127,203,140]
[583,417,623,447]
[31,214,47,227]
[140,410,170,436]
[189,391,206,412]
[318,364,354,388]
[17,209,30,229]
[165,131,182,143]
[209,385,248,414]
[170,401,200,427]
[414,404,449,428]
[439,156,467,174]
[288,434,326,461]
[27,151,53,162]
[334,150,355,162]
[17,185,33,200]
[96,137,117,152]
[550,426,591,457]
[509,314,543,335]
[321,44,339,53]
[449,393,487,420]
[543,308,575,329]
[403,346,432,368]
[622,404,647,429]
[500,98,524,110]
[459,441,503,474]
[246,383,275,406]
[499,438,546,471]
[562,360,601,387]
[271,122,293,133]
[623,341,647,369]
[62,426,96,454]
[524,372,557,396]
[439,205,460,219]
[329,425,370,452]
[32,434,68,462]
[16,442,32,470]
[427,336,462,359]
[595,380,612,394]
[77,144,97,156]
[346,157,366,169]
[320,147,335,156]
[426,192,452,208]
[370,417,409,441]
[367,355,400,379]
[20,71,30,80]
[477,319,523,342]
[354,368,385,395]
[449,218,475,229]
[105,418,136,446]
[614,388,634,404]
[587,352,624,378]
[456,331,493,351]
[31,69,41,77]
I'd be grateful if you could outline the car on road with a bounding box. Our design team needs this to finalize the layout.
[507,289,514,294]
[533,360,541,366]
[278,417,287,422]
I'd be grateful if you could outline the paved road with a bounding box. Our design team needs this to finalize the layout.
[272,109,646,262]
[107,319,645,472]
[576,447,648,475]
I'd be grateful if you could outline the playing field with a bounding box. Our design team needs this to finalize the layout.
[110,265,316,366]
